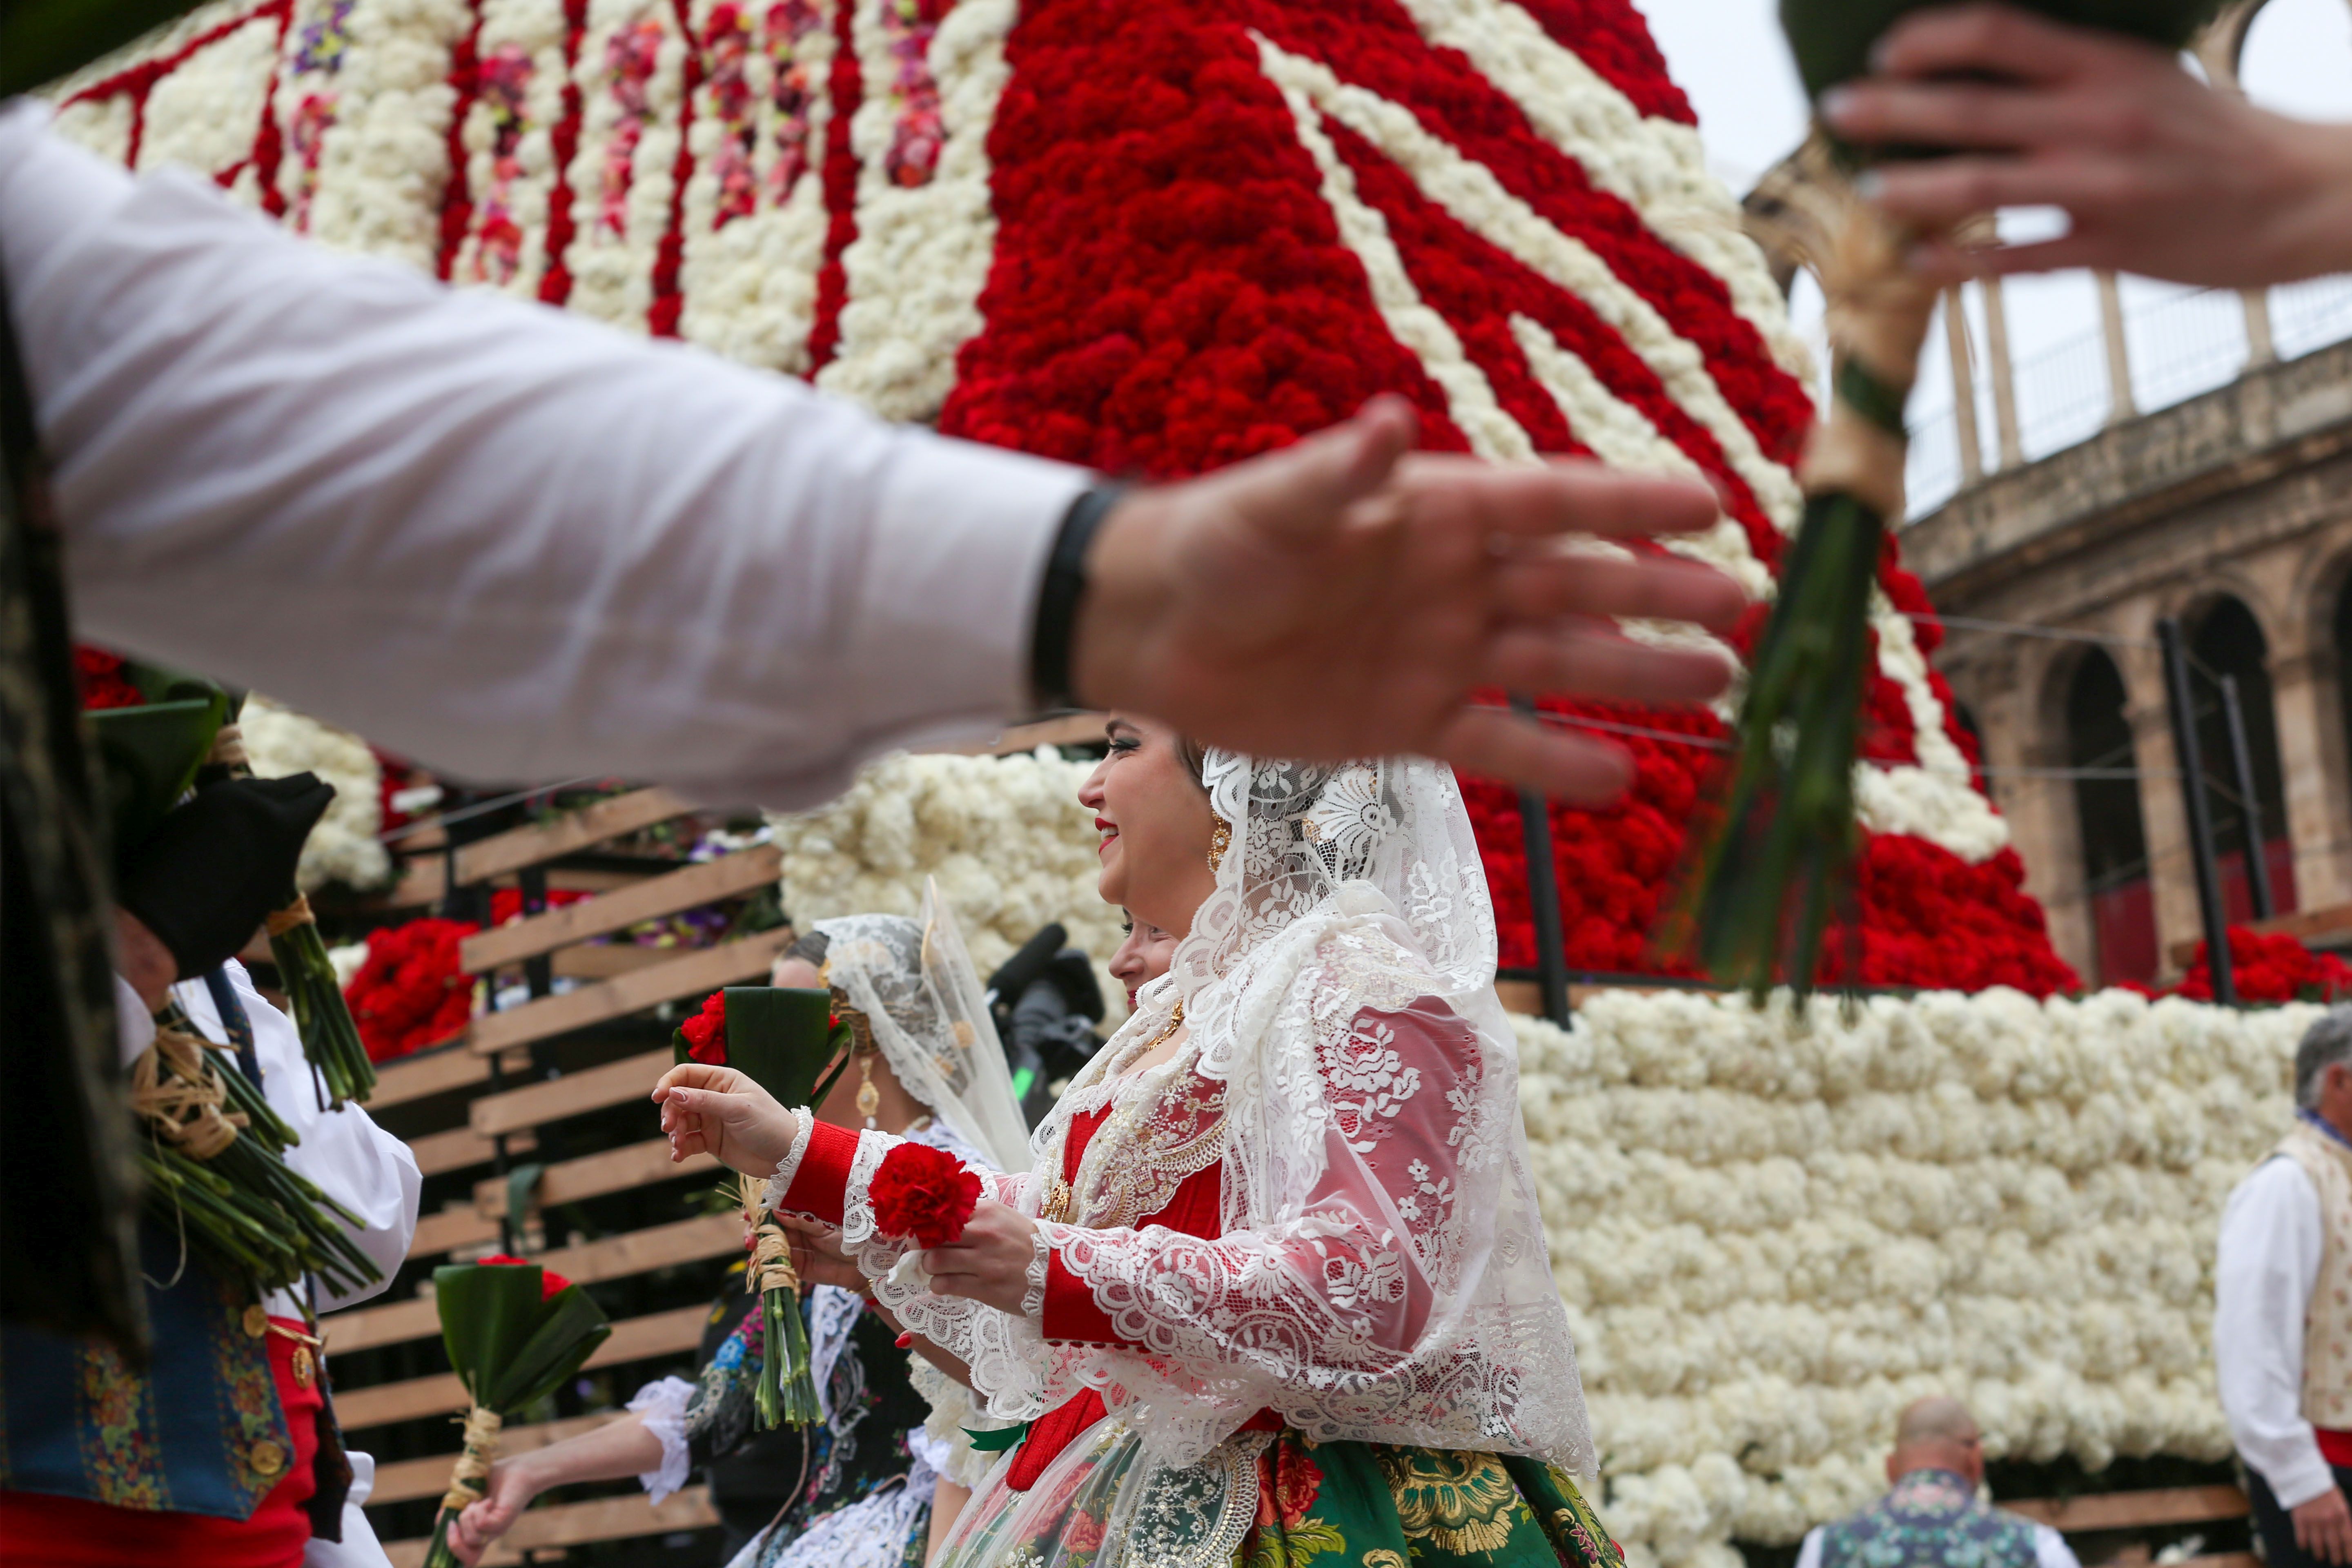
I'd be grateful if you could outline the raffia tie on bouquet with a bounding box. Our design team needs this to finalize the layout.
[133,1027,247,1159]
[265,894,315,937]
[743,1175,800,1297]
[439,1405,506,1515]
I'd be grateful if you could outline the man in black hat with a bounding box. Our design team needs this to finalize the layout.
[0,772,419,1568]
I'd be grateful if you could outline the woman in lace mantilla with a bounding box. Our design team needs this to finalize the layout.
[452,895,1030,1568]
[656,722,1617,1568]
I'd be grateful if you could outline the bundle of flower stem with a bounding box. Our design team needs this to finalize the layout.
[207,716,376,1106]
[422,1256,611,1568]
[1679,0,2225,1001]
[134,1011,380,1297]
[266,893,375,1105]
[677,986,842,1428]
[742,1173,822,1427]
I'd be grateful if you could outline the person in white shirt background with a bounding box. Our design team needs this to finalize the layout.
[2216,1009,2352,1568]
[1792,1398,2080,1568]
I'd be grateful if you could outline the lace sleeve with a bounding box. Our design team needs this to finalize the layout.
[628,1377,695,1504]
[1032,995,1517,1459]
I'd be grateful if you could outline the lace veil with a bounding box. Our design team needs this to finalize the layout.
[814,882,1033,1174]
[887,753,1594,1480]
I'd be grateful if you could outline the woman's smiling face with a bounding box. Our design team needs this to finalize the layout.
[1077,716,1217,942]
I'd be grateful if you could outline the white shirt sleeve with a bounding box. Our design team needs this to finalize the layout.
[2031,1522,2080,1568]
[1794,1525,1824,1568]
[302,1451,394,1568]
[627,1375,697,1505]
[0,102,1089,812]
[174,963,422,1315]
[2216,1154,2336,1509]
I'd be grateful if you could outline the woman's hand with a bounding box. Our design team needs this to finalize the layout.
[775,1213,866,1291]
[651,1064,802,1176]
[920,1200,1041,1316]
[448,1457,541,1566]
[1822,3,2352,287]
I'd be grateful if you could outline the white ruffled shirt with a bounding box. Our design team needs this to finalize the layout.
[2216,1153,2340,1509]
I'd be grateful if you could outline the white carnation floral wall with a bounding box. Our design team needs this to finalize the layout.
[240,693,392,893]
[767,747,1132,1024]
[774,750,2313,1568]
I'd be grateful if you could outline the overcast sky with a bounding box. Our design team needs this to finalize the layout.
[1632,0,2352,496]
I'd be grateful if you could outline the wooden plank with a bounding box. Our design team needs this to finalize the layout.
[477,1137,721,1218]
[409,1203,501,1259]
[460,847,782,973]
[408,1125,535,1179]
[470,1049,671,1138]
[552,944,676,980]
[467,930,793,1056]
[366,1413,628,1506]
[2005,1487,2249,1532]
[327,1214,742,1355]
[453,788,693,887]
[383,1488,717,1567]
[336,1305,710,1432]
[370,1046,529,1111]
[935,712,1106,756]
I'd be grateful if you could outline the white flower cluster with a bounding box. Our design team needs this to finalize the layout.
[1521,987,2316,1568]
[767,748,1129,1023]
[240,693,391,893]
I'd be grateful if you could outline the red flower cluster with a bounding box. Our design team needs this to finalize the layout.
[76,646,146,710]
[476,1254,576,1299]
[679,989,729,1065]
[2164,927,2352,1005]
[344,917,479,1062]
[487,886,594,926]
[869,1142,981,1249]
[1460,693,2079,995]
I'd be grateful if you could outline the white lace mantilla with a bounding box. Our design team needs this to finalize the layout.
[854,757,1595,1479]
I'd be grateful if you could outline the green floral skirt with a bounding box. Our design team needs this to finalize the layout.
[934,1416,1619,1568]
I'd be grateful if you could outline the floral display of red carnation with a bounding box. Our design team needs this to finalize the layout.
[474,1254,577,1300]
[2164,927,2352,1005]
[869,1142,982,1250]
[678,990,729,1066]
[344,917,479,1062]
[76,645,147,710]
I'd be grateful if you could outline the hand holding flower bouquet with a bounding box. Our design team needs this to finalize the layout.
[672,986,848,1428]
[422,1256,612,1568]
[1679,0,2221,1000]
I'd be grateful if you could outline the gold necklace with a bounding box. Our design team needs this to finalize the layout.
[1040,1003,1186,1225]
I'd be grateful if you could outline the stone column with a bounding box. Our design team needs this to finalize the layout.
[1960,647,2096,977]
[2270,638,2352,910]
[2119,638,2205,977]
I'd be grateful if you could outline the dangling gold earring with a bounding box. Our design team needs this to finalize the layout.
[855,1052,880,1127]
[1207,817,1232,874]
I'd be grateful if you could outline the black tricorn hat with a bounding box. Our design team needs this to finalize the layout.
[116,773,335,980]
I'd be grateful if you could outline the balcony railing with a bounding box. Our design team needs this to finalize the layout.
[1904,273,2352,519]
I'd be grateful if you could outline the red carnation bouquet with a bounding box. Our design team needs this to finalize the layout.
[2159,927,2352,1005]
[421,1255,611,1568]
[671,986,849,1428]
[870,1142,982,1250]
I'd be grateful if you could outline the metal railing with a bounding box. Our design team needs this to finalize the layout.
[1904,274,2352,518]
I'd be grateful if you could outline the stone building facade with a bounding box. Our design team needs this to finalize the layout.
[1907,337,2352,984]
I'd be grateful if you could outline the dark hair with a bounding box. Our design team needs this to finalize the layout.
[786,930,831,969]
[1177,734,1210,785]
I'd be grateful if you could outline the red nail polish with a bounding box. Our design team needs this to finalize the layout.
[894,1332,913,1349]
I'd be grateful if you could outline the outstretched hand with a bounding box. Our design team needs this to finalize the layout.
[1822,3,2352,287]
[920,1200,1041,1317]
[775,1212,867,1291]
[651,1063,802,1176]
[1071,396,1746,802]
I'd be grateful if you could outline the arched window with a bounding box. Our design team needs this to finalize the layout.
[2190,596,2297,917]
[2067,649,2156,984]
